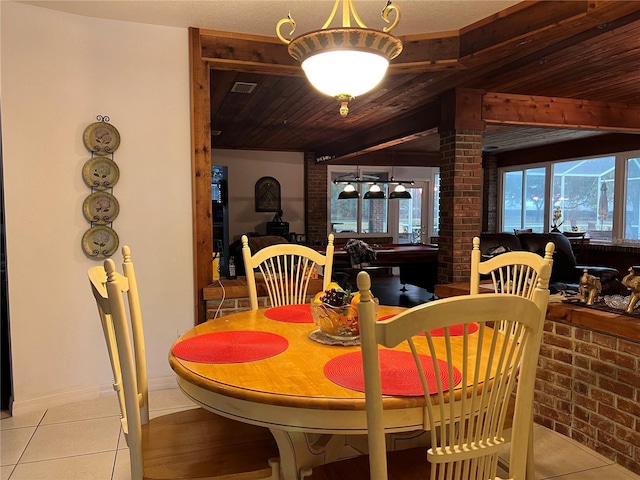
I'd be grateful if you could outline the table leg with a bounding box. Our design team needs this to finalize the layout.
[269,430,361,480]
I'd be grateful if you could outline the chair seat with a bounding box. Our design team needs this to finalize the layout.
[141,407,279,480]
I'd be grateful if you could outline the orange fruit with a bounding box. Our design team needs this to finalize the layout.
[326,282,343,292]
[350,292,361,306]
[313,291,324,305]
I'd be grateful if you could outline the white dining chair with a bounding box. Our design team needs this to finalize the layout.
[242,233,335,310]
[471,236,554,479]
[88,246,280,480]
[306,269,549,480]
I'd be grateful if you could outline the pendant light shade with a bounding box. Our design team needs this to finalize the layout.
[338,182,359,199]
[363,183,386,199]
[389,184,411,199]
[277,1,402,117]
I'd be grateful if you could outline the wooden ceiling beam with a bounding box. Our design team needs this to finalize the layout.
[315,105,441,162]
[483,92,640,131]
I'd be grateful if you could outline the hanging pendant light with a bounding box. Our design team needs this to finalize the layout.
[389,183,411,199]
[338,182,360,199]
[277,1,402,117]
[363,183,386,199]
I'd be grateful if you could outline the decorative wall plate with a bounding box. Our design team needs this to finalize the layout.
[83,122,120,154]
[83,191,119,225]
[82,225,119,259]
[82,156,120,191]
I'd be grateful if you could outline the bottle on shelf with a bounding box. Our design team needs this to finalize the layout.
[226,255,237,280]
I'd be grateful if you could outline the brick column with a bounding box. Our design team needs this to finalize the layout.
[437,88,485,284]
[304,152,328,244]
[437,130,483,283]
[483,154,498,233]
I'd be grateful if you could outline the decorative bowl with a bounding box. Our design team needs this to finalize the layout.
[310,298,378,340]
[311,302,359,339]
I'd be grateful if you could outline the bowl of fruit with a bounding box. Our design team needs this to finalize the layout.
[310,282,377,340]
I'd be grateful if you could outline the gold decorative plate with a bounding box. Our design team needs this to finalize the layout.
[82,225,119,259]
[83,192,119,225]
[82,156,120,191]
[83,122,120,154]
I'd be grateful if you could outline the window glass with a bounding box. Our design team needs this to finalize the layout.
[551,156,615,239]
[330,171,357,233]
[361,174,389,233]
[502,170,523,232]
[625,157,640,241]
[329,170,389,234]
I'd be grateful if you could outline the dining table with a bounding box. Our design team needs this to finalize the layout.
[168,303,482,480]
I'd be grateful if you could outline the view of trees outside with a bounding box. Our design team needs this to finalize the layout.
[503,168,545,232]
[501,156,639,241]
[551,157,615,239]
[625,157,640,240]
[398,186,423,243]
[330,171,389,234]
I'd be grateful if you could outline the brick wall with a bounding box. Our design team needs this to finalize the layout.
[437,129,483,283]
[206,293,317,320]
[482,155,497,233]
[535,319,640,474]
[305,152,328,244]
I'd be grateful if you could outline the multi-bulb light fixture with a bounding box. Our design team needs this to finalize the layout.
[335,177,414,200]
[277,1,402,117]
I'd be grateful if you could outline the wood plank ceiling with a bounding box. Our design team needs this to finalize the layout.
[206,1,640,167]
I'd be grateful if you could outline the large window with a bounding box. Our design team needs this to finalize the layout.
[499,151,640,243]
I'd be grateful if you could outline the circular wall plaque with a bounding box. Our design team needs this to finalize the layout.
[83,121,120,154]
[83,192,119,225]
[82,225,119,259]
[82,156,120,191]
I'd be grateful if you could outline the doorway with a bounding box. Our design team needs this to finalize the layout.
[395,182,429,244]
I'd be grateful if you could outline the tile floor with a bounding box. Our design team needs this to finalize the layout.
[1,387,639,480]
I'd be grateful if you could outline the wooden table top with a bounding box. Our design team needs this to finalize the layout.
[170,305,416,411]
[169,305,497,413]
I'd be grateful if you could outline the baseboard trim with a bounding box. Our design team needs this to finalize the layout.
[10,376,179,416]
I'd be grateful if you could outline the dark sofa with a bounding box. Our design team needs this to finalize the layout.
[479,232,622,295]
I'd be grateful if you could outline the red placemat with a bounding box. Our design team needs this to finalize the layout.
[324,350,462,396]
[264,304,314,323]
[377,315,478,337]
[172,331,288,363]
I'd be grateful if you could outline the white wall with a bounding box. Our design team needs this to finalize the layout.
[213,149,305,241]
[1,2,195,414]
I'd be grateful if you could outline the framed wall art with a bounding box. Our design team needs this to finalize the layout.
[255,176,281,212]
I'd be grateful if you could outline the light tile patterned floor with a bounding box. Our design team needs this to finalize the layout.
[1,388,639,480]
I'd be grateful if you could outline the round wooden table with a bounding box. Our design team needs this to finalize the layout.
[169,304,449,480]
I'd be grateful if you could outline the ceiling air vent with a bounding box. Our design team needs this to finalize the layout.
[231,82,257,94]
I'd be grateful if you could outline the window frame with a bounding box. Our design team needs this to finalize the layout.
[498,149,640,245]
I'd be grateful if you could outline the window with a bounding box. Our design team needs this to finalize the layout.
[502,168,546,232]
[329,169,389,235]
[499,150,640,244]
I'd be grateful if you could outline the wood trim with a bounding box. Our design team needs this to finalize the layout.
[483,92,640,131]
[190,27,212,325]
